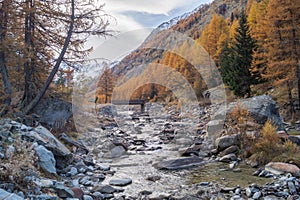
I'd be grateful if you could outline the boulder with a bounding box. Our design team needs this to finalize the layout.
[288,136,300,146]
[206,120,224,137]
[219,145,239,157]
[0,189,24,200]
[22,125,73,168]
[83,195,93,200]
[103,145,126,158]
[265,162,300,175]
[93,185,123,194]
[214,95,284,129]
[109,178,132,186]
[32,98,73,129]
[219,153,237,163]
[54,185,74,198]
[215,134,239,151]
[98,105,117,117]
[35,145,57,175]
[154,156,204,170]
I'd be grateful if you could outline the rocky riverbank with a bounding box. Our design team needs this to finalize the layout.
[1,95,300,199]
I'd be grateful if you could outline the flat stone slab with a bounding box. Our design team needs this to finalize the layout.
[93,185,124,194]
[154,156,204,170]
[109,178,132,186]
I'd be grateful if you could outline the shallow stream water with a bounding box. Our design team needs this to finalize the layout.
[82,105,275,198]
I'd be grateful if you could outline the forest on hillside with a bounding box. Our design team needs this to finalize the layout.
[98,0,300,121]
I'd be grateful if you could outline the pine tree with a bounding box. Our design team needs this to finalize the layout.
[220,10,256,97]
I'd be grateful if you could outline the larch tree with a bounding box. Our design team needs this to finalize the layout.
[264,0,300,115]
[198,14,229,64]
[0,0,111,114]
[96,67,116,104]
[229,19,239,41]
[248,0,269,84]
[220,10,256,97]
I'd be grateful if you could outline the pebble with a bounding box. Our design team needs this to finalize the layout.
[235,188,241,194]
[252,191,262,199]
[199,182,210,186]
[67,167,78,176]
[0,152,4,159]
[245,187,252,197]
[99,164,110,171]
[288,181,297,194]
[93,191,104,198]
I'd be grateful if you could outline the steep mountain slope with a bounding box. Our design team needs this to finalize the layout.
[113,0,246,73]
[109,0,248,101]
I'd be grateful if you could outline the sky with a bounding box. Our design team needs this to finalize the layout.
[89,0,213,61]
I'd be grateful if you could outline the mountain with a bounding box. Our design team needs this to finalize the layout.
[112,0,246,72]
[107,0,248,102]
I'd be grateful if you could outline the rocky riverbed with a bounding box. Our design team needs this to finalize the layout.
[1,95,300,199]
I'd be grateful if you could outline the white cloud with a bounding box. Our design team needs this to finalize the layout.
[102,0,213,31]
[88,0,213,61]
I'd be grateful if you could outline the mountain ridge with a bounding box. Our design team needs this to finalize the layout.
[112,0,247,76]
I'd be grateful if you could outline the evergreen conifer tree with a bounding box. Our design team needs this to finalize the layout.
[220,10,256,97]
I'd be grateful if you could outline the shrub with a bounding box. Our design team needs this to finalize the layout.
[272,140,300,167]
[250,120,300,166]
[226,104,260,158]
[0,137,39,193]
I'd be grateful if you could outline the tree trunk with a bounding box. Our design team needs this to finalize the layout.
[298,67,300,108]
[0,56,11,106]
[289,5,300,108]
[22,0,75,114]
[0,0,12,112]
[287,81,295,119]
[22,0,35,108]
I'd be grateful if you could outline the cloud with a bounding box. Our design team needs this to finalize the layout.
[88,0,213,60]
[102,0,213,31]
[90,28,153,61]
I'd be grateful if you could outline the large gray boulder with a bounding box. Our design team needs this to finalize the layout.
[22,125,73,168]
[35,145,57,175]
[32,98,73,129]
[214,95,284,129]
